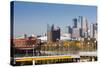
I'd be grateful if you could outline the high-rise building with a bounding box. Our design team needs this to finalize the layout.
[73,18,78,28]
[78,16,82,28]
[90,23,97,38]
[47,24,52,42]
[72,18,80,39]
[90,23,93,38]
[93,23,97,39]
[72,28,80,40]
[78,16,88,38]
[47,24,60,42]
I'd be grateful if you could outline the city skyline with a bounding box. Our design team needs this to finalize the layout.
[13,1,97,37]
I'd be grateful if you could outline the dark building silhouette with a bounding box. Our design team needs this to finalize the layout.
[47,24,60,42]
[73,18,78,28]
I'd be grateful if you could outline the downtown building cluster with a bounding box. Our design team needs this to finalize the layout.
[47,16,97,42]
[70,16,97,40]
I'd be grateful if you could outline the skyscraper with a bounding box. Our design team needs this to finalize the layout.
[72,18,80,39]
[73,18,78,28]
[90,23,97,38]
[93,23,97,39]
[47,24,60,42]
[90,23,93,38]
[78,16,88,38]
[47,24,52,42]
[78,16,82,29]
[72,28,80,39]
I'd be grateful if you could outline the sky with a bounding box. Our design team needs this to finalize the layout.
[12,1,97,37]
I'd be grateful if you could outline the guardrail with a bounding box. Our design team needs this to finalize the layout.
[15,55,77,62]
